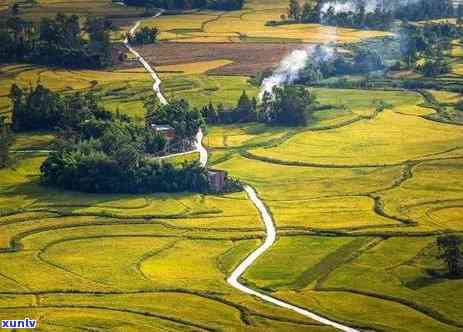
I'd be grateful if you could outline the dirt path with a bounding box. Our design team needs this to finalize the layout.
[126,14,357,332]
[228,185,359,332]
[124,12,168,106]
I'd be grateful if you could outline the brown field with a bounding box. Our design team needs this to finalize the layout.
[135,42,303,76]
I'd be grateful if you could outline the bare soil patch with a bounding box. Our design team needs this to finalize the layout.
[133,42,303,76]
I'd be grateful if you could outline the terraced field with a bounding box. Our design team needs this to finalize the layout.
[0,0,143,20]
[204,86,463,331]
[2,83,462,331]
[0,149,345,331]
[2,1,463,331]
[0,64,153,119]
[140,5,390,43]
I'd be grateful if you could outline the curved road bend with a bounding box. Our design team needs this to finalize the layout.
[124,12,168,106]
[126,15,358,332]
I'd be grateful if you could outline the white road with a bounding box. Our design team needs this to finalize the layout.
[124,12,168,106]
[228,186,360,332]
[126,14,357,332]
[159,129,207,167]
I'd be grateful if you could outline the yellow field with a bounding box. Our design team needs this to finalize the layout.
[158,59,234,76]
[0,64,152,119]
[0,147,332,331]
[249,108,463,166]
[428,90,462,104]
[209,85,463,330]
[141,7,391,43]
[162,74,259,109]
[2,1,463,330]
[0,0,143,20]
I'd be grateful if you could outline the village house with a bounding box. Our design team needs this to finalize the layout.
[151,124,175,141]
[207,169,227,193]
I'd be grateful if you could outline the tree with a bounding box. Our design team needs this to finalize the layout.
[354,49,384,73]
[11,3,20,15]
[301,1,315,23]
[356,0,366,27]
[458,4,463,25]
[146,99,205,147]
[288,0,301,21]
[145,130,167,154]
[420,57,451,77]
[0,116,11,168]
[1,13,113,68]
[266,85,317,126]
[127,26,159,45]
[437,235,463,278]
[236,90,255,121]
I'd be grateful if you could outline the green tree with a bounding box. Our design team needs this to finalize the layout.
[437,235,463,278]
[236,90,255,121]
[458,4,463,25]
[146,99,205,145]
[288,0,301,21]
[0,116,11,168]
[301,1,315,23]
[267,85,317,126]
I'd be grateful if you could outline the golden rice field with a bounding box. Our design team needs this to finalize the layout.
[204,86,463,331]
[1,2,463,331]
[0,64,154,119]
[0,149,340,331]
[2,83,463,331]
[161,73,259,109]
[0,0,143,20]
[140,4,391,44]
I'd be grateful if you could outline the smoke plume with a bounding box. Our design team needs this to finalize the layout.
[260,45,335,98]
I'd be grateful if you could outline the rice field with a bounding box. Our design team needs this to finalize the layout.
[161,74,259,109]
[0,0,143,20]
[205,85,463,331]
[0,146,338,331]
[2,73,463,331]
[2,2,463,331]
[141,7,391,44]
[0,64,153,119]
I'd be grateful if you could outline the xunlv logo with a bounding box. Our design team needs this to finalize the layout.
[2,318,37,329]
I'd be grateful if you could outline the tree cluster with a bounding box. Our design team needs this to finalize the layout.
[400,23,460,76]
[127,26,160,45]
[437,235,463,278]
[123,0,244,11]
[13,84,209,194]
[0,13,113,68]
[41,145,209,194]
[274,0,456,31]
[288,0,318,23]
[201,91,257,124]
[321,3,394,30]
[394,0,454,22]
[145,98,205,152]
[260,85,317,126]
[293,45,384,86]
[0,116,11,168]
[201,87,318,127]
[10,84,116,132]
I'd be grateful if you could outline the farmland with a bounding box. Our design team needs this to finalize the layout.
[1,0,463,331]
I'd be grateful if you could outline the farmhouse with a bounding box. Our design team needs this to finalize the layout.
[208,169,227,193]
[151,124,175,141]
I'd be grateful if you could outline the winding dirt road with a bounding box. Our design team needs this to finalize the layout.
[126,15,358,332]
[229,186,359,332]
[124,12,168,106]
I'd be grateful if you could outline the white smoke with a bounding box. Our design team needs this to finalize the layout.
[259,49,309,98]
[259,45,335,99]
[321,2,357,14]
[320,0,424,17]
